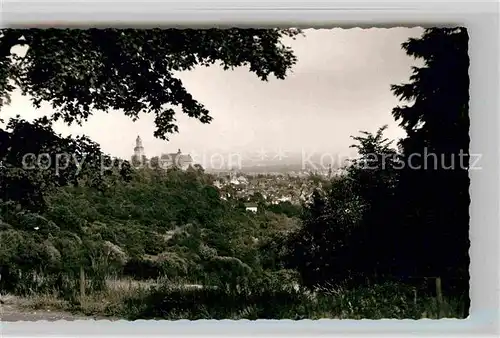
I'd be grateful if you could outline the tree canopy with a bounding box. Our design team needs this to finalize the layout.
[0,28,300,138]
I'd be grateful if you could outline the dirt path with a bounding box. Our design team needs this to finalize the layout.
[0,296,101,322]
[1,305,83,321]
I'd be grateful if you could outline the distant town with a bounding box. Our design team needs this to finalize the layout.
[130,135,346,207]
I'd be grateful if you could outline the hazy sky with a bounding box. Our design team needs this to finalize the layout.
[1,27,424,161]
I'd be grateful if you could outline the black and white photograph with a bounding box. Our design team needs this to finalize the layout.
[0,26,470,320]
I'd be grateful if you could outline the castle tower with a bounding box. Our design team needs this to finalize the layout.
[134,135,145,159]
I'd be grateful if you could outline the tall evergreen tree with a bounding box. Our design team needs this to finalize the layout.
[390,28,470,287]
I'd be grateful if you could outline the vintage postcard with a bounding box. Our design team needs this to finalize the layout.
[0,27,469,320]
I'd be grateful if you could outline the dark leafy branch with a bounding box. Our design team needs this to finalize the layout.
[0,28,300,139]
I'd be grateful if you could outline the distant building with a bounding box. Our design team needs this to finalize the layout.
[228,172,248,186]
[132,136,193,170]
[237,176,249,185]
[244,203,258,213]
[159,149,194,170]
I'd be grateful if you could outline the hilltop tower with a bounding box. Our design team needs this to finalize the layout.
[134,135,145,159]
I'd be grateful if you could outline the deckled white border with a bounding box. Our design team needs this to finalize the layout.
[0,0,499,336]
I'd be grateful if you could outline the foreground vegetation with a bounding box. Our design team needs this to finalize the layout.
[17,278,466,320]
[0,140,469,319]
[0,27,470,319]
